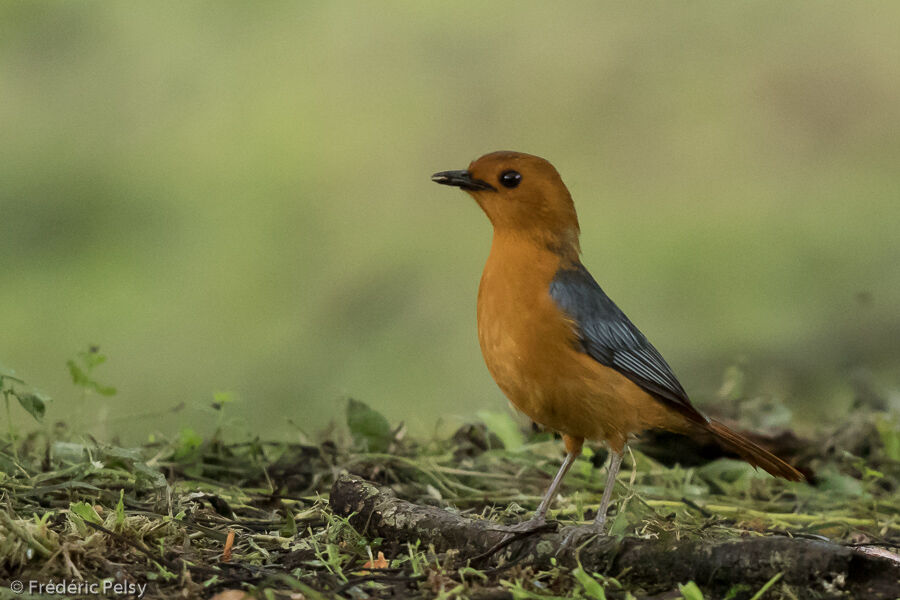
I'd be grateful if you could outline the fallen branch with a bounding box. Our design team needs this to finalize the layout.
[330,474,900,599]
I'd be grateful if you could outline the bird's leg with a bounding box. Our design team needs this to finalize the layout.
[502,435,582,533]
[555,446,626,553]
[593,448,624,533]
[533,446,578,519]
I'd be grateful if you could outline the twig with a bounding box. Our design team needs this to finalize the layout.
[330,473,900,600]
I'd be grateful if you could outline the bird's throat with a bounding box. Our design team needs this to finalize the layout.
[489,226,581,264]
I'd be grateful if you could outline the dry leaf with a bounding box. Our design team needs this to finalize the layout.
[222,529,236,562]
[362,550,389,569]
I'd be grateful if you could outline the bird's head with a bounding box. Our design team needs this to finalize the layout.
[432,151,580,255]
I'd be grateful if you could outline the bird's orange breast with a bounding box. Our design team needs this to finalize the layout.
[476,234,686,450]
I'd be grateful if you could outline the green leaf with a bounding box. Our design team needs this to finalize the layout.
[457,566,488,582]
[67,360,89,386]
[608,509,630,537]
[173,428,204,459]
[280,509,298,538]
[212,391,237,407]
[477,410,524,450]
[722,584,751,600]
[115,489,126,527]
[69,501,102,524]
[94,383,117,396]
[16,392,47,422]
[346,398,392,452]
[572,565,607,599]
[679,581,704,600]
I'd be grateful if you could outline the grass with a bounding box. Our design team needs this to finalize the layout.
[0,367,897,599]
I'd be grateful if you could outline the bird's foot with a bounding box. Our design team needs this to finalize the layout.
[469,516,558,564]
[555,519,612,556]
[491,515,556,535]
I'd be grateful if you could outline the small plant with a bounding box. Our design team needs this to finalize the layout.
[0,368,48,458]
[67,345,117,400]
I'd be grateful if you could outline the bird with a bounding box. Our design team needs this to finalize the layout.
[432,151,804,533]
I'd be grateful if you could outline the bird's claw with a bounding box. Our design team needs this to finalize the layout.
[488,516,557,537]
[555,522,611,557]
[469,517,558,564]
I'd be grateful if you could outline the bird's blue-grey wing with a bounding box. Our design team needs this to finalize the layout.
[549,263,707,423]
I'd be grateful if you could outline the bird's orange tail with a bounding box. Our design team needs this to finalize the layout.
[706,420,805,482]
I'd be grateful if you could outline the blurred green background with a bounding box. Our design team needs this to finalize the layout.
[2,2,899,442]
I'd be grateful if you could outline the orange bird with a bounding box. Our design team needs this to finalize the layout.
[432,151,803,533]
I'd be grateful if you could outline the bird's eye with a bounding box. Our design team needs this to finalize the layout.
[499,170,522,189]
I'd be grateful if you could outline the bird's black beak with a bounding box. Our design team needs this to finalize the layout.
[431,170,496,191]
